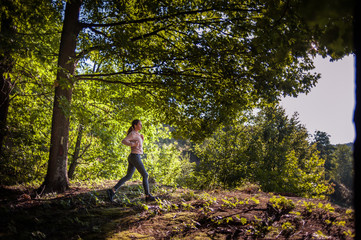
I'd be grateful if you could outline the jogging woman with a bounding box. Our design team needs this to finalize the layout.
[107,119,156,202]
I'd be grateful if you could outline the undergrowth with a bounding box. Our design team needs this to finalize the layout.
[0,181,355,240]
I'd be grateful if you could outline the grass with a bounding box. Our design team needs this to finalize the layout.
[0,180,355,239]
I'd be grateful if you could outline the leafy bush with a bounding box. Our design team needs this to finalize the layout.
[0,63,53,184]
[191,106,331,198]
[146,142,194,186]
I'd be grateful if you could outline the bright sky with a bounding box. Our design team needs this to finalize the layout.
[280,55,355,145]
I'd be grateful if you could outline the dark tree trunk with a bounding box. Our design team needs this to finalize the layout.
[39,0,82,193]
[68,124,84,179]
[354,0,360,237]
[0,64,12,156]
[0,12,15,155]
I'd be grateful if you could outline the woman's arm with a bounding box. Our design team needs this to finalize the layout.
[122,132,138,147]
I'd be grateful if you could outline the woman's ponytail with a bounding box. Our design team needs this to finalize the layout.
[126,126,134,136]
[126,119,140,136]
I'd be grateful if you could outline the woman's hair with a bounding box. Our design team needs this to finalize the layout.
[127,119,140,135]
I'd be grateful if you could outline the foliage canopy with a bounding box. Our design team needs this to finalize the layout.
[0,0,354,194]
[72,0,343,139]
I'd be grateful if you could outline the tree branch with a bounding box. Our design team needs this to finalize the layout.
[76,76,161,86]
[80,7,261,28]
[130,25,171,42]
[76,45,103,59]
[78,142,91,159]
[76,67,158,78]
[155,33,184,52]
[272,0,291,27]
[88,27,109,38]
[76,68,211,80]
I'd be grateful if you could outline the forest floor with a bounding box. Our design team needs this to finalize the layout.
[0,180,355,240]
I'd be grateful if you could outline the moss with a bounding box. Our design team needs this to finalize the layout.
[107,230,156,240]
[0,183,355,240]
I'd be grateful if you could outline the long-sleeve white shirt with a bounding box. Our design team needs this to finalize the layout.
[121,130,144,154]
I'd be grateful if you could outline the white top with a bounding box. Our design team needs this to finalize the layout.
[121,130,144,154]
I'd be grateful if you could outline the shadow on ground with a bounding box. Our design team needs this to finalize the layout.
[0,180,355,239]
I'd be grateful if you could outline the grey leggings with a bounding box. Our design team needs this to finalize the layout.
[113,153,150,195]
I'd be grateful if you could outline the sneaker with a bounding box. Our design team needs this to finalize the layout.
[107,189,115,202]
[145,195,158,202]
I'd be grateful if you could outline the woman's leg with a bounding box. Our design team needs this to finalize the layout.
[113,156,136,192]
[128,154,150,195]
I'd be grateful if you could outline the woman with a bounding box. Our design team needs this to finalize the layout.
[107,119,157,202]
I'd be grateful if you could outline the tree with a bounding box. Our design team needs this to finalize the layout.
[312,131,335,178]
[36,0,354,193]
[40,0,82,193]
[192,106,330,197]
[68,124,85,179]
[0,1,15,155]
[297,0,353,59]
[0,1,63,184]
[312,131,334,159]
[333,144,353,189]
[248,107,329,197]
[0,1,62,154]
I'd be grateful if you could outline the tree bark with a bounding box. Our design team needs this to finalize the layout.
[68,124,84,179]
[0,12,15,155]
[354,0,360,237]
[39,0,82,193]
[0,71,11,155]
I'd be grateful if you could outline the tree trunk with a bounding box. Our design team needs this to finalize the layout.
[39,0,82,193]
[0,71,11,155]
[0,12,15,155]
[354,0,360,237]
[68,124,84,179]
